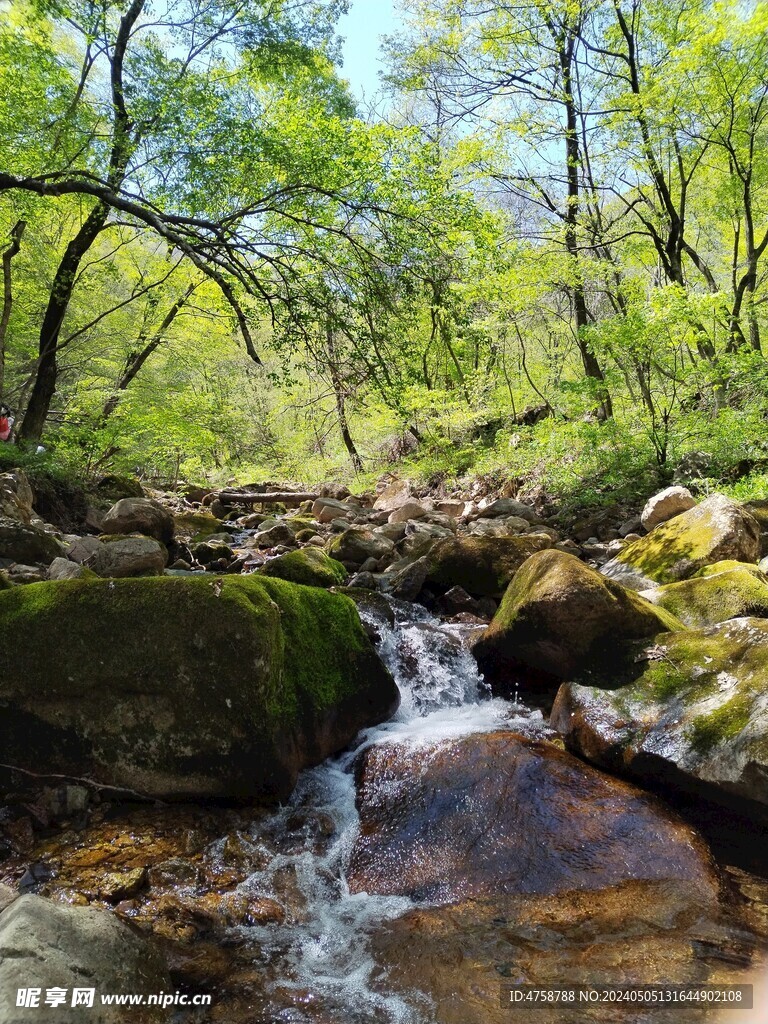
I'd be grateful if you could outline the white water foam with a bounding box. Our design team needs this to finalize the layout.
[228,599,544,1022]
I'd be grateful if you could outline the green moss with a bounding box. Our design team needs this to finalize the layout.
[257,576,370,715]
[648,566,768,628]
[259,547,346,588]
[689,693,753,753]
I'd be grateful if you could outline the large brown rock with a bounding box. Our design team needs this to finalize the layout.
[348,731,719,904]
[101,497,175,543]
[641,485,696,530]
[473,549,684,686]
[425,534,551,597]
[551,617,768,816]
[602,493,761,590]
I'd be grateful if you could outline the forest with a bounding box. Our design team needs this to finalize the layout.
[1,0,768,513]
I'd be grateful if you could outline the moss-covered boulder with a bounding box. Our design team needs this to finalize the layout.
[551,617,768,816]
[0,576,398,802]
[601,493,761,590]
[473,550,684,687]
[641,562,768,627]
[326,527,394,565]
[424,534,551,598]
[259,547,347,588]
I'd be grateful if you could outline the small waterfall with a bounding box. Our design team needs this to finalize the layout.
[226,599,544,1022]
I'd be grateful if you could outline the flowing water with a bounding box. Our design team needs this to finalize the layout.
[216,600,546,1023]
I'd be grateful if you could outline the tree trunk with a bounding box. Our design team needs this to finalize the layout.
[0,219,26,402]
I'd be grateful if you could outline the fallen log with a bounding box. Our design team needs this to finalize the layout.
[211,490,319,507]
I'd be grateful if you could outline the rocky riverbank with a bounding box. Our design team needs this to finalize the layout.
[1,469,767,1022]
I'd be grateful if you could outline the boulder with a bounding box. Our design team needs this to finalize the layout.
[101,498,174,543]
[551,617,768,815]
[640,561,768,628]
[473,550,684,686]
[95,474,145,501]
[91,536,167,578]
[0,518,64,565]
[259,547,347,588]
[326,527,394,565]
[601,494,761,590]
[311,497,355,523]
[48,557,95,581]
[0,469,34,523]
[192,539,234,566]
[0,894,169,1023]
[424,534,552,597]
[253,522,296,548]
[0,576,399,801]
[373,479,412,511]
[388,556,429,601]
[474,497,540,523]
[388,501,428,524]
[641,485,696,530]
[348,731,719,904]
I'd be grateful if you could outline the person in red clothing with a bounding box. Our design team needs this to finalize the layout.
[0,405,14,442]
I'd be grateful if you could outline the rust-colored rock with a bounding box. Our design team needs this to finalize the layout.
[348,731,719,904]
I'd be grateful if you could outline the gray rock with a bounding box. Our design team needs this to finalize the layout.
[0,518,64,565]
[48,557,90,581]
[388,501,428,524]
[0,470,33,524]
[641,486,696,530]
[91,537,167,578]
[327,527,394,565]
[389,556,429,601]
[474,497,540,523]
[253,522,296,548]
[65,535,102,565]
[373,479,412,511]
[0,894,170,1023]
[102,498,175,543]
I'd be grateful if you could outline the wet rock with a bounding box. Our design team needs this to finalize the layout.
[473,550,684,687]
[0,575,398,801]
[0,518,64,565]
[369,880,750,1024]
[102,497,175,543]
[438,585,483,617]
[348,731,719,904]
[91,536,168,578]
[388,556,429,601]
[640,561,768,627]
[99,867,147,902]
[259,547,347,588]
[552,617,768,815]
[0,894,170,1023]
[602,494,761,590]
[641,485,696,530]
[425,534,551,597]
[147,857,201,888]
[326,527,394,565]
[192,539,234,565]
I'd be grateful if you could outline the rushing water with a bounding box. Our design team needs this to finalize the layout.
[218,599,545,1023]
